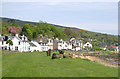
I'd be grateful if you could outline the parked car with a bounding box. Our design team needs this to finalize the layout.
[89,48,95,51]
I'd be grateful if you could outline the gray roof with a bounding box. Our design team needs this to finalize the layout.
[0,36,29,42]
[29,42,37,47]
[57,40,62,43]
[0,36,4,41]
[37,37,48,43]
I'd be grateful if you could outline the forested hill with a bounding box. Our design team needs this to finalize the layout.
[0,17,118,46]
[1,17,78,29]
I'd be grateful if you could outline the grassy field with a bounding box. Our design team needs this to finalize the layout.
[2,52,118,77]
[0,52,2,79]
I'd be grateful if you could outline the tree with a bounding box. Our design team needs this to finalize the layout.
[64,28,72,36]
[8,26,21,35]
[33,32,37,38]
[8,19,15,23]
[6,40,13,50]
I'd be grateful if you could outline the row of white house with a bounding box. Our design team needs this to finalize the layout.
[0,34,93,52]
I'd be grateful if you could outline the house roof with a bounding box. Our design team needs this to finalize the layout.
[112,46,116,48]
[0,36,29,42]
[37,36,48,43]
[29,42,37,47]
[0,36,4,41]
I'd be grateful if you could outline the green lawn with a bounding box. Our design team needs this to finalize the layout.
[0,52,2,78]
[2,52,118,77]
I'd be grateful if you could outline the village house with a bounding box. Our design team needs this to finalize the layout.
[47,38,53,50]
[0,34,30,52]
[29,42,38,52]
[53,38,62,50]
[83,42,92,48]
[63,39,72,49]
[37,35,51,51]
[30,41,48,52]
[70,38,83,51]
[115,46,119,53]
[0,34,49,52]
[53,38,71,50]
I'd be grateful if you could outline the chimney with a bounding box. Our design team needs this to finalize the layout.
[22,35,25,37]
[22,35,25,40]
[15,34,18,37]
[56,38,58,40]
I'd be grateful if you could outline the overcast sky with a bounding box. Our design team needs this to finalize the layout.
[1,1,118,35]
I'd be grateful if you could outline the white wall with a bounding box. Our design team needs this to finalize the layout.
[83,42,92,48]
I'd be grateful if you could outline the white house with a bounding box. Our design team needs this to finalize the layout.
[0,34,30,52]
[63,39,72,50]
[70,38,83,51]
[0,34,49,52]
[30,41,48,52]
[83,42,92,48]
[38,42,48,51]
[29,41,41,52]
[47,38,53,50]
[115,46,119,53]
[53,38,75,50]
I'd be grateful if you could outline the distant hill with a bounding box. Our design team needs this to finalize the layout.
[1,17,38,26]
[0,17,118,46]
[0,17,80,29]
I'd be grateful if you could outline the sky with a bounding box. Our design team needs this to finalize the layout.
[1,1,118,35]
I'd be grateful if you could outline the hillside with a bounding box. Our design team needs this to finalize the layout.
[0,17,118,46]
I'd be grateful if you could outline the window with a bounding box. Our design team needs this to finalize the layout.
[19,42,20,45]
[50,40,52,43]
[15,46,18,50]
[76,43,79,46]
[40,36,42,38]
[5,46,7,50]
[2,41,3,45]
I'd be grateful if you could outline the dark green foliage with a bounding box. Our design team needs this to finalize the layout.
[6,40,13,50]
[33,32,37,38]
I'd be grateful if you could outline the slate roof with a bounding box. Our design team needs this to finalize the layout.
[0,36,29,42]
[57,40,62,43]
[29,42,37,47]
[0,36,4,41]
[37,37,48,43]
